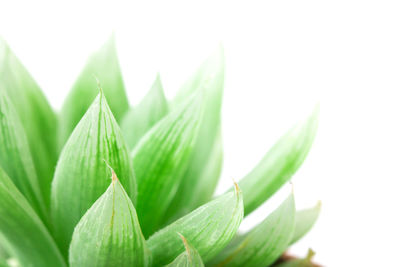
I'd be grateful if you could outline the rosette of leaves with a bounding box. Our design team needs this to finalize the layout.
[0,36,321,267]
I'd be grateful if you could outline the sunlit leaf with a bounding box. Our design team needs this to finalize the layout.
[165,47,225,222]
[121,74,169,150]
[236,106,319,216]
[0,90,48,223]
[274,249,316,267]
[147,183,243,267]
[210,193,295,267]
[291,202,321,245]
[0,167,66,267]
[51,92,136,256]
[132,94,204,238]
[58,35,129,149]
[165,234,204,267]
[69,170,150,267]
[0,38,58,207]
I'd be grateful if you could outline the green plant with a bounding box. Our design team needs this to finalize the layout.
[0,36,320,267]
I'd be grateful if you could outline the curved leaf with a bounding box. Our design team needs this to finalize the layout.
[147,184,243,267]
[59,35,129,148]
[0,90,48,223]
[132,94,204,237]
[0,38,58,207]
[291,202,321,245]
[165,234,204,267]
[121,74,169,150]
[165,47,225,221]
[210,193,295,267]
[0,167,66,267]
[51,92,136,256]
[69,170,150,267]
[237,106,319,216]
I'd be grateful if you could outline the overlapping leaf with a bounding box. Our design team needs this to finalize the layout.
[69,170,150,267]
[236,107,319,216]
[58,35,129,149]
[210,193,295,267]
[165,234,204,267]
[0,90,48,222]
[121,74,169,150]
[0,167,66,267]
[51,92,136,256]
[165,47,225,222]
[291,202,321,245]
[132,93,204,237]
[0,38,58,207]
[147,184,243,266]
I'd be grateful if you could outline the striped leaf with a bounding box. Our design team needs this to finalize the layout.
[59,35,129,148]
[147,183,243,267]
[51,91,136,256]
[165,234,204,267]
[210,193,295,267]
[291,202,321,245]
[121,74,169,150]
[0,38,58,208]
[69,170,150,267]
[0,167,66,267]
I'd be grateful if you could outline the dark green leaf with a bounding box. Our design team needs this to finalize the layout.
[51,92,136,256]
[147,183,243,267]
[165,234,204,267]
[58,35,129,149]
[132,94,204,237]
[0,167,66,267]
[165,47,225,222]
[210,193,295,267]
[0,38,58,208]
[237,106,319,216]
[69,170,150,267]
[121,74,169,150]
[0,90,48,223]
[291,202,321,245]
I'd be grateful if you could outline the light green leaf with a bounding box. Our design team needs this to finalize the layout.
[132,94,204,238]
[291,202,321,245]
[210,193,295,267]
[274,249,316,267]
[0,90,48,223]
[165,47,225,222]
[51,92,136,256]
[165,234,204,267]
[59,35,129,149]
[237,106,319,216]
[121,74,169,150]
[0,167,66,267]
[0,38,58,208]
[69,170,150,267]
[147,184,243,267]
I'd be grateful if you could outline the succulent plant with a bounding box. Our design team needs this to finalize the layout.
[0,36,320,267]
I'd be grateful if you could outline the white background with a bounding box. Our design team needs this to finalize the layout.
[1,1,400,266]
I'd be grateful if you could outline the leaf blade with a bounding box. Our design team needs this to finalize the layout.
[69,172,150,267]
[291,202,321,245]
[0,167,66,267]
[165,234,204,267]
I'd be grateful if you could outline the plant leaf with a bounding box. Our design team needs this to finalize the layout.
[0,38,58,208]
[0,90,48,223]
[51,92,136,256]
[147,183,243,267]
[121,74,169,150]
[291,202,321,245]
[274,249,316,267]
[165,47,225,222]
[58,35,129,149]
[236,106,319,216]
[0,167,66,267]
[210,193,295,267]
[132,94,204,238]
[165,234,204,267]
[69,170,150,267]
